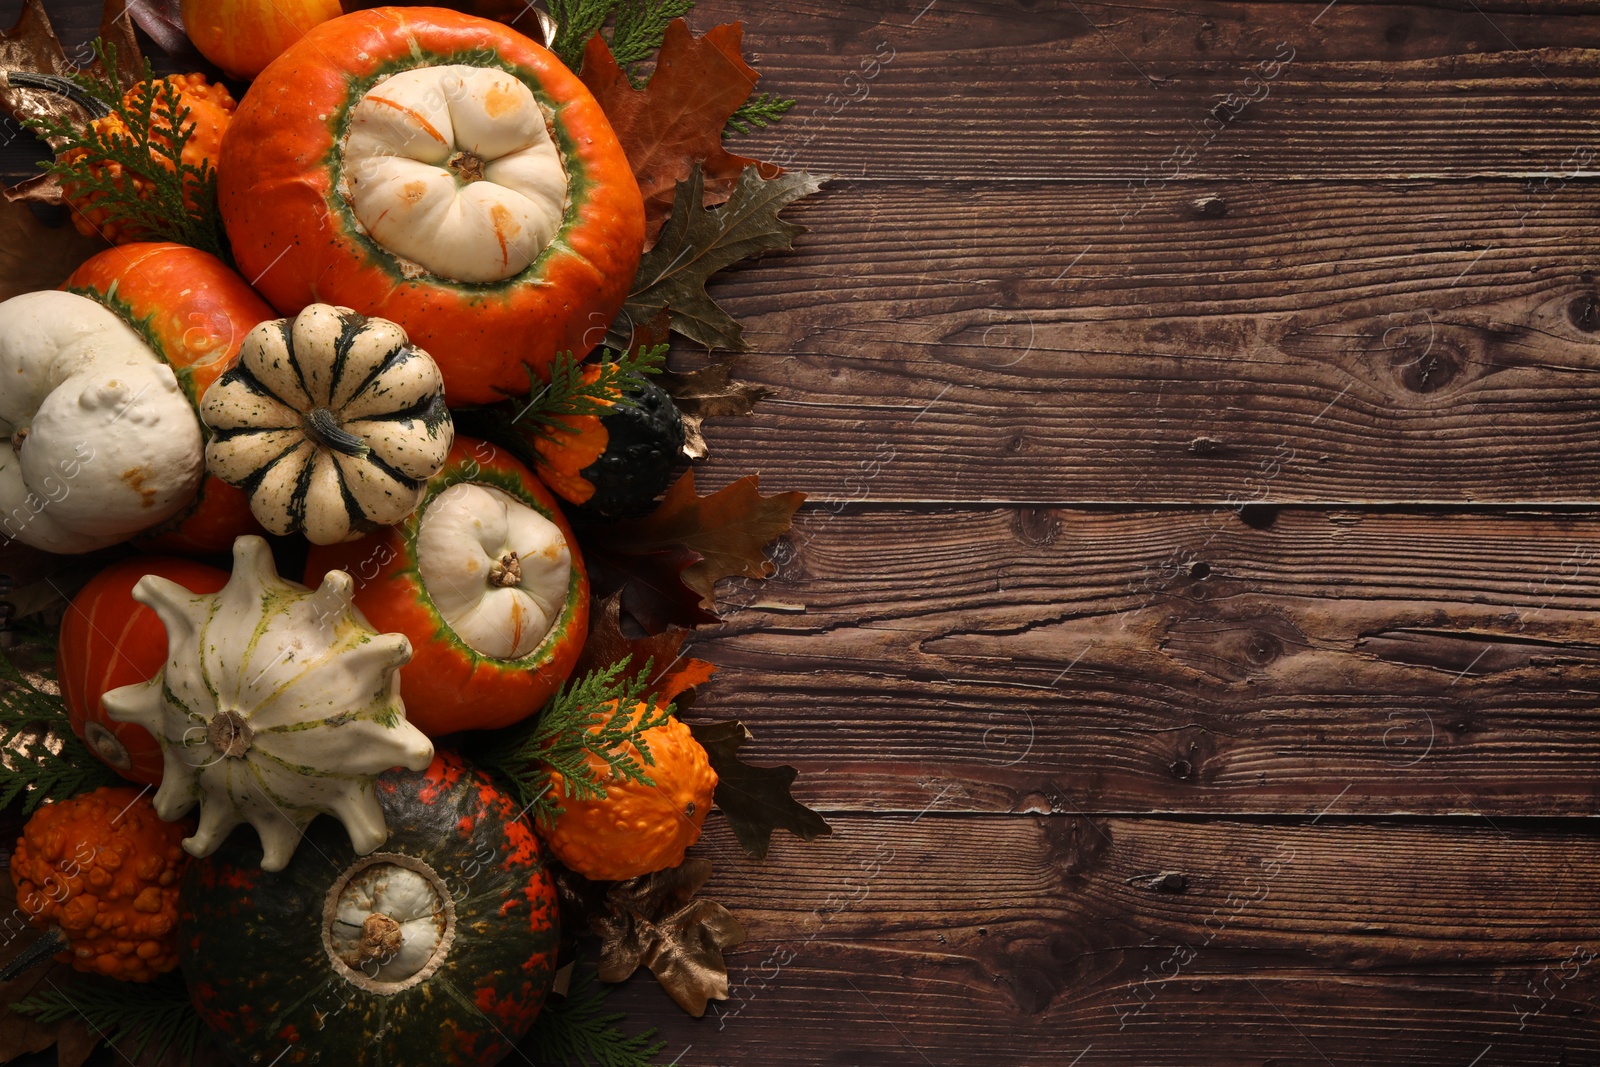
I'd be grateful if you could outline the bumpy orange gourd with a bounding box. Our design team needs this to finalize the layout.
[62,74,235,246]
[539,704,717,881]
[11,787,191,982]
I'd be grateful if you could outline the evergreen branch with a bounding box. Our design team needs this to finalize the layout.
[726,92,796,136]
[475,658,674,829]
[609,0,696,75]
[25,41,227,257]
[545,0,696,82]
[547,0,622,69]
[12,973,208,1065]
[526,960,666,1067]
[0,641,121,813]
[510,344,667,440]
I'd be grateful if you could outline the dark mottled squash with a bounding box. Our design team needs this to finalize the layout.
[178,752,558,1066]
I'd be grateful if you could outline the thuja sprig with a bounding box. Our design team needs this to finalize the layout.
[475,657,674,829]
[0,638,122,813]
[547,0,694,78]
[726,93,796,136]
[510,344,667,441]
[11,974,209,1066]
[26,40,227,257]
[525,957,667,1067]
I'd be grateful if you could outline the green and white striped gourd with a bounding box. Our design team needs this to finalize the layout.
[103,535,435,871]
[199,303,453,545]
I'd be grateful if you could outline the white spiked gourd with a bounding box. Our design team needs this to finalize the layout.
[103,535,435,871]
[200,303,454,545]
[0,290,204,552]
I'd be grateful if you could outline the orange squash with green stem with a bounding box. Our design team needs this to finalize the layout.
[217,7,645,406]
[304,438,589,736]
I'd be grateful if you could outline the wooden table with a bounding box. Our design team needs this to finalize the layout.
[6,1,1600,1064]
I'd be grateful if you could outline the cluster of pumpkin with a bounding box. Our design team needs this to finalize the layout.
[5,6,718,1065]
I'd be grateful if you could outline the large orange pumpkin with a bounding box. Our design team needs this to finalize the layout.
[64,243,272,553]
[217,7,645,407]
[304,438,589,736]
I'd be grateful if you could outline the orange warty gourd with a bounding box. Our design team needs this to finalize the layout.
[179,0,345,80]
[539,704,717,881]
[62,74,235,246]
[11,787,191,982]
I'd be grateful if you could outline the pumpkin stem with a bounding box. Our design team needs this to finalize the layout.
[9,428,25,455]
[0,927,67,982]
[301,407,370,458]
[207,709,253,759]
[0,72,114,119]
[489,551,522,588]
[347,913,404,969]
[448,151,486,184]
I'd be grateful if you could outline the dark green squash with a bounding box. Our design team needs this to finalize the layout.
[178,752,558,1066]
[576,379,685,520]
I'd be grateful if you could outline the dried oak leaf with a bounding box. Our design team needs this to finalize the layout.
[689,720,831,860]
[595,468,805,608]
[582,540,718,634]
[659,360,775,460]
[576,592,717,704]
[0,0,141,149]
[613,163,824,353]
[580,20,779,244]
[0,874,98,1067]
[0,196,107,301]
[592,858,746,1017]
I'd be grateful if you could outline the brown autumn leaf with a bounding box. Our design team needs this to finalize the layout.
[688,720,832,860]
[591,858,746,1017]
[0,196,108,301]
[576,593,717,705]
[581,20,781,244]
[595,469,804,606]
[582,540,717,634]
[658,360,775,460]
[125,0,212,70]
[0,0,141,151]
[0,866,98,1067]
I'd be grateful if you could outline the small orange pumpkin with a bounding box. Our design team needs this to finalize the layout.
[179,0,344,81]
[11,787,191,982]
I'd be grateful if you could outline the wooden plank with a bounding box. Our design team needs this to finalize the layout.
[602,815,1600,1066]
[684,506,1600,816]
[696,0,1600,180]
[678,178,1600,503]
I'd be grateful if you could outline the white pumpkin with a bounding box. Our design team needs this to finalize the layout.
[200,304,454,545]
[103,535,435,872]
[341,65,568,283]
[0,291,204,553]
[414,482,572,660]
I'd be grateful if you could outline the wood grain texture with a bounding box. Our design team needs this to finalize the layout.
[684,506,1600,816]
[600,816,1600,1066]
[677,177,1600,504]
[694,0,1600,181]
